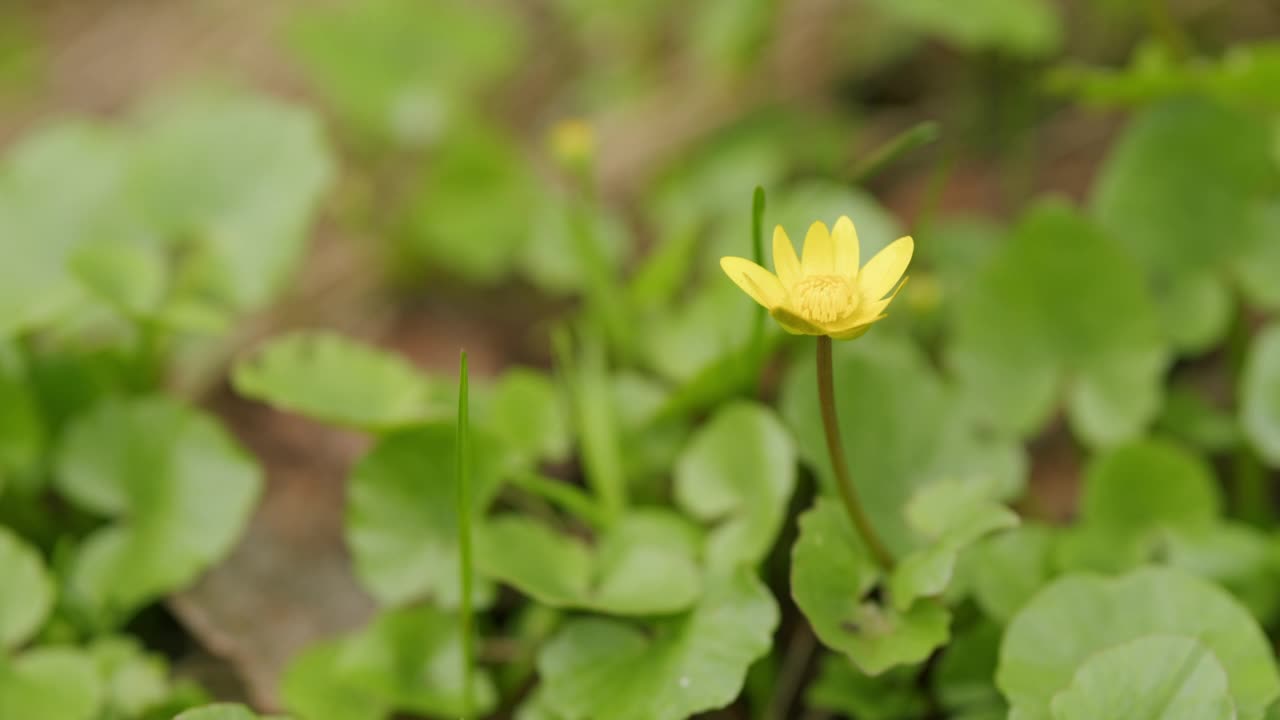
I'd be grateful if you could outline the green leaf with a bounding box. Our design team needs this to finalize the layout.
[806,656,928,720]
[674,402,796,569]
[1081,439,1220,537]
[287,0,522,145]
[346,423,502,607]
[0,527,52,650]
[949,200,1167,446]
[0,344,43,491]
[175,706,259,720]
[536,570,777,720]
[782,335,1025,553]
[88,636,171,718]
[233,331,446,431]
[933,621,1005,717]
[0,121,134,337]
[888,480,1019,611]
[1155,384,1241,453]
[865,0,1060,56]
[0,647,101,720]
[54,397,261,626]
[1050,636,1234,720]
[480,367,570,465]
[281,605,496,720]
[998,567,1280,720]
[1242,324,1280,467]
[131,91,333,314]
[1090,98,1277,350]
[791,499,950,675]
[476,510,702,615]
[970,524,1055,623]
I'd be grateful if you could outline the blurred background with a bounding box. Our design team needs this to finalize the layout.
[3,0,1280,716]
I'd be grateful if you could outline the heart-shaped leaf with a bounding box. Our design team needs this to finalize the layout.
[1049,635,1234,720]
[0,647,101,720]
[674,401,796,569]
[346,423,502,608]
[234,331,447,432]
[475,510,702,615]
[998,567,1280,720]
[281,605,496,720]
[791,498,950,675]
[949,200,1168,446]
[54,396,262,626]
[535,570,777,720]
[0,527,52,650]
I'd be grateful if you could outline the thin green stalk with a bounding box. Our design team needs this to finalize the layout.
[747,186,768,392]
[849,121,940,186]
[816,336,894,571]
[552,327,626,523]
[512,472,610,530]
[455,350,476,719]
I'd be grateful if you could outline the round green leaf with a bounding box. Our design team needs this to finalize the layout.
[791,499,950,675]
[54,396,262,624]
[0,647,101,720]
[346,423,502,607]
[949,200,1167,446]
[233,331,446,431]
[998,567,1280,720]
[1080,439,1220,538]
[674,401,796,569]
[131,91,334,313]
[481,367,570,465]
[475,510,702,615]
[0,527,52,650]
[783,335,1024,553]
[1050,636,1234,720]
[281,605,496,720]
[1242,324,1280,467]
[1091,98,1276,350]
[89,636,172,718]
[970,524,1055,623]
[536,570,777,720]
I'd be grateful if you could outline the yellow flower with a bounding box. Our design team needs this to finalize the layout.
[720,217,913,340]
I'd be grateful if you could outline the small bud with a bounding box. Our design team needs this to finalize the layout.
[548,118,595,168]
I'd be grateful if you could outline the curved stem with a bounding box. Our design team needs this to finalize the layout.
[816,336,895,571]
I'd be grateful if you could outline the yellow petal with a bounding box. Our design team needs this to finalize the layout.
[720,256,785,309]
[772,226,801,288]
[858,235,913,300]
[800,221,835,275]
[829,320,880,341]
[829,277,908,335]
[770,305,824,335]
[832,216,860,279]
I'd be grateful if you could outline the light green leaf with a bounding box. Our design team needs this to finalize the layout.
[480,367,570,465]
[0,527,52,650]
[674,402,796,569]
[806,656,928,720]
[792,499,950,675]
[1091,98,1276,350]
[175,706,259,720]
[1050,636,1234,720]
[346,423,502,608]
[0,344,42,490]
[970,524,1055,623]
[783,335,1025,553]
[949,200,1168,446]
[287,0,522,145]
[476,510,702,615]
[233,331,446,431]
[1242,324,1280,467]
[865,0,1060,56]
[54,396,261,625]
[889,480,1019,611]
[131,91,333,313]
[998,567,1280,720]
[536,570,777,720]
[0,647,101,720]
[933,621,1005,717]
[281,605,496,720]
[1081,439,1220,537]
[88,636,171,718]
[0,121,134,337]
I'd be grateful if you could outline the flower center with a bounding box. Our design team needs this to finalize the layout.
[792,274,856,324]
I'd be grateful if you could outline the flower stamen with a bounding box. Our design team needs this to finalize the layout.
[792,275,857,324]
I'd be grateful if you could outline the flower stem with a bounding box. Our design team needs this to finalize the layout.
[816,336,895,571]
[456,350,476,719]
